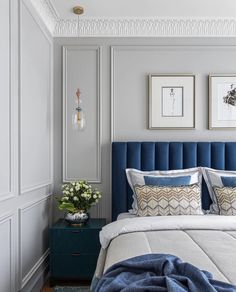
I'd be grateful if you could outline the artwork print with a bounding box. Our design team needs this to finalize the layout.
[209,75,236,129]
[218,83,236,121]
[149,74,195,129]
[162,87,183,117]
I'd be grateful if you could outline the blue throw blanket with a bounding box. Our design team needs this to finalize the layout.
[95,254,236,292]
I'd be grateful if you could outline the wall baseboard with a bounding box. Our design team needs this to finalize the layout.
[20,262,49,292]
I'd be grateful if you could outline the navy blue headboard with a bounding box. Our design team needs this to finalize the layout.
[112,142,236,221]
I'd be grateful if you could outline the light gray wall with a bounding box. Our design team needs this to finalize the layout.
[0,0,53,291]
[54,37,236,222]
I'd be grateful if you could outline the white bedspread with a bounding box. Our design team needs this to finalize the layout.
[100,215,236,249]
[97,215,236,284]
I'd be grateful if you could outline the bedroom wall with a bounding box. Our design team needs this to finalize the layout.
[53,37,236,222]
[0,0,53,291]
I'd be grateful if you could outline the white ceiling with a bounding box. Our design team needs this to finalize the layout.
[50,0,236,18]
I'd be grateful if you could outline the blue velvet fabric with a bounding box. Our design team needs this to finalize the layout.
[112,142,236,221]
[95,254,236,292]
[221,176,236,187]
[144,175,191,186]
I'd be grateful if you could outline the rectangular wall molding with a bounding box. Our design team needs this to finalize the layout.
[63,45,102,183]
[0,213,16,292]
[18,195,51,289]
[19,0,53,194]
[0,0,17,202]
[111,44,236,142]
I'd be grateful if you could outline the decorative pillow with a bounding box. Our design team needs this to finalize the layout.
[213,186,236,215]
[202,167,236,214]
[126,167,202,214]
[144,175,191,186]
[134,184,203,216]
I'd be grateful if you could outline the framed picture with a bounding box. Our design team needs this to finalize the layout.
[149,74,195,129]
[209,74,236,129]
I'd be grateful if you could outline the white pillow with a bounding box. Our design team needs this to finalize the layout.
[126,167,202,214]
[202,167,236,214]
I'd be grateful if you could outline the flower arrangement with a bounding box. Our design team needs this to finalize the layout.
[57,180,102,214]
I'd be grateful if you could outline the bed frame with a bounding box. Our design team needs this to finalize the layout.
[112,142,236,221]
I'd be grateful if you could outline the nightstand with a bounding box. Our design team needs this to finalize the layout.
[50,218,106,285]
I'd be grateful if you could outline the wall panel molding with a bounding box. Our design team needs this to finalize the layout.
[18,195,51,289]
[0,213,16,292]
[111,44,236,141]
[63,45,102,183]
[19,0,53,194]
[0,0,17,202]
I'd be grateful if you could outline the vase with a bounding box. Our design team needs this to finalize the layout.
[65,210,89,225]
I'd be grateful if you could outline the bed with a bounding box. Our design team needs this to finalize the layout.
[93,142,236,290]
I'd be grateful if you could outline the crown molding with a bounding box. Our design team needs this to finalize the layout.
[29,1,236,37]
[54,17,236,37]
[29,0,57,35]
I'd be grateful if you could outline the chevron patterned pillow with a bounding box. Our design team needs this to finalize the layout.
[213,187,236,215]
[134,184,203,216]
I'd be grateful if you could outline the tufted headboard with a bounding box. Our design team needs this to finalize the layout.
[112,142,236,221]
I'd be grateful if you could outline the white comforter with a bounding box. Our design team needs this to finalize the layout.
[96,215,236,284]
[100,215,236,249]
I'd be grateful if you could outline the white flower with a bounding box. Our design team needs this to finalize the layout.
[98,194,102,198]
[70,188,73,192]
[75,186,80,191]
[86,194,91,200]
[93,194,97,199]
[96,191,100,195]
[95,199,99,203]
[72,182,75,186]
[73,196,79,201]
[62,196,69,201]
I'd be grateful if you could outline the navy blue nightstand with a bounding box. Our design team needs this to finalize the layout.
[50,218,106,285]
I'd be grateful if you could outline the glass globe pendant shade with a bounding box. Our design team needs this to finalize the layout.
[73,108,86,131]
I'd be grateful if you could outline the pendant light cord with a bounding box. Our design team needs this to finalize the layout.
[77,14,80,38]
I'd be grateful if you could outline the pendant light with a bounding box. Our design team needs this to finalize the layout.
[72,6,85,131]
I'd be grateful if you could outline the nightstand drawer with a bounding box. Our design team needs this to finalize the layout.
[51,229,101,254]
[51,253,98,280]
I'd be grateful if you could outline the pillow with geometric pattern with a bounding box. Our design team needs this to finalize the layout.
[134,183,203,217]
[213,186,236,216]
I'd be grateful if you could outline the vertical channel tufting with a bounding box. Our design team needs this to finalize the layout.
[211,143,225,170]
[155,142,169,170]
[169,142,183,170]
[197,143,211,167]
[183,143,197,168]
[112,142,127,221]
[225,143,236,170]
[197,143,212,211]
[127,143,141,210]
[141,142,155,171]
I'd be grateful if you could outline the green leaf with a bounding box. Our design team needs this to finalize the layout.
[58,202,77,213]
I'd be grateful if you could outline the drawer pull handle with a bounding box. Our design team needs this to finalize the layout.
[72,253,80,256]
[71,231,80,234]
